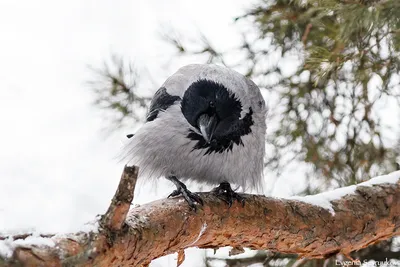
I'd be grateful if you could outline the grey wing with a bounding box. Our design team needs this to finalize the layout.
[146,87,181,122]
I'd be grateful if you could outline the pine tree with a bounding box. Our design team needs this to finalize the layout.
[88,0,400,265]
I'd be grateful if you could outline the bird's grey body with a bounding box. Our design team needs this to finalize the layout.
[123,64,266,192]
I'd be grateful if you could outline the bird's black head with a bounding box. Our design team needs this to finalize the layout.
[181,79,253,154]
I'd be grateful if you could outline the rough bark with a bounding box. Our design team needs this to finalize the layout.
[1,167,400,267]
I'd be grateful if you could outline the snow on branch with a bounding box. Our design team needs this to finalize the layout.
[291,171,400,214]
[1,168,400,266]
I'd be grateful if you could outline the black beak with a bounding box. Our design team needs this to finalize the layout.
[197,114,218,143]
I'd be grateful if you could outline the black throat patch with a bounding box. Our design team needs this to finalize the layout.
[181,79,254,154]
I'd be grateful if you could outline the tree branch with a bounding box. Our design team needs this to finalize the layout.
[1,168,400,267]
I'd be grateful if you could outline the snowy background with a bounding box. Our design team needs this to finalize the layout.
[0,0,377,266]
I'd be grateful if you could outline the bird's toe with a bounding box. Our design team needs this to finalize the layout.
[168,189,181,198]
[189,191,204,206]
[212,182,245,207]
[168,186,203,211]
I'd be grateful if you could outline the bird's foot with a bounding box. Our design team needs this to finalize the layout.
[212,182,245,207]
[167,177,203,210]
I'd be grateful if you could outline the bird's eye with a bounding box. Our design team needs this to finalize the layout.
[209,101,215,108]
[210,139,217,146]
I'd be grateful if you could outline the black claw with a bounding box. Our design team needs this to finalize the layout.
[188,191,204,206]
[167,190,180,198]
[167,176,203,210]
[212,182,245,207]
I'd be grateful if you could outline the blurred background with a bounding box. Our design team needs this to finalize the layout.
[1,0,400,266]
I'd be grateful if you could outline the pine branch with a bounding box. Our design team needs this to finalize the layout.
[1,168,400,266]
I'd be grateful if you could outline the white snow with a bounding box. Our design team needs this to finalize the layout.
[290,170,400,214]
[0,219,99,259]
[0,235,55,258]
[187,223,208,247]
[125,214,150,229]
[0,238,14,259]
